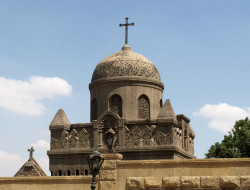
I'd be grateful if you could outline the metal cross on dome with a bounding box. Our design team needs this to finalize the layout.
[28,146,34,161]
[119,17,134,44]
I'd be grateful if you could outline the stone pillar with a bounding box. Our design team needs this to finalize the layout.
[98,153,122,190]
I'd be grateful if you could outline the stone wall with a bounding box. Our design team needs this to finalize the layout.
[126,176,250,189]
[1,157,250,190]
[0,176,94,190]
[117,158,250,189]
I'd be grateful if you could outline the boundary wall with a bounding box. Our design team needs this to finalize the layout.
[0,176,94,190]
[0,156,250,190]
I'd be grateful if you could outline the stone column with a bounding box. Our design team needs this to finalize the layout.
[98,153,122,190]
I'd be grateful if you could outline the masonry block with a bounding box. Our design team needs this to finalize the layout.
[144,177,162,188]
[99,169,117,181]
[241,176,250,188]
[181,176,200,188]
[201,176,220,188]
[162,176,180,188]
[99,181,116,190]
[126,177,144,189]
[220,176,240,188]
[101,160,116,170]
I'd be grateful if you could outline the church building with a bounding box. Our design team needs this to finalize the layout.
[47,18,195,176]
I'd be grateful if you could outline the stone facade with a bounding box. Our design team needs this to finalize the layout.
[47,44,195,176]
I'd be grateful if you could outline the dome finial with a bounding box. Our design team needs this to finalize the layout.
[119,17,134,45]
[122,44,131,51]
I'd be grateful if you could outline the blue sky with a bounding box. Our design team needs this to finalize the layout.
[0,0,250,176]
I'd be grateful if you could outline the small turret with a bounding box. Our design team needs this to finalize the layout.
[156,99,177,125]
[49,108,70,130]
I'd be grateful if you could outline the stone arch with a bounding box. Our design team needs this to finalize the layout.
[99,113,119,130]
[109,94,122,117]
[97,111,121,130]
[138,94,150,119]
[91,98,97,120]
[96,111,121,148]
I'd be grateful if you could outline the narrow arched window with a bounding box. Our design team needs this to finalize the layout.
[85,169,88,175]
[91,98,97,120]
[109,94,122,117]
[58,170,62,176]
[184,126,189,150]
[76,169,80,176]
[67,169,71,176]
[138,95,150,119]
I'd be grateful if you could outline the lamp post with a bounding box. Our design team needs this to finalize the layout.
[87,150,104,190]
[105,128,117,153]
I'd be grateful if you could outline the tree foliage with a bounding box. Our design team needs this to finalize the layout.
[205,117,250,158]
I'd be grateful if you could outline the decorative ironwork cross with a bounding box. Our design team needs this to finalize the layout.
[119,17,134,44]
[28,146,34,161]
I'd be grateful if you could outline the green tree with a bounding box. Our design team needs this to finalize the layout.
[205,117,250,158]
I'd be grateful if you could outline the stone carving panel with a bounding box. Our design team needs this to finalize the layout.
[125,125,174,147]
[51,128,91,150]
[153,126,173,145]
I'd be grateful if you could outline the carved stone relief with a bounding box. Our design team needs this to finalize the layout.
[51,128,91,150]
[125,124,174,147]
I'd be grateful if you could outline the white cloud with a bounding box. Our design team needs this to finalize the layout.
[0,150,22,177]
[194,103,250,133]
[31,139,50,150]
[0,150,21,162]
[0,76,72,116]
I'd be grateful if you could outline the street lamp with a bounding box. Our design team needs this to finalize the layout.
[87,150,104,190]
[105,128,117,153]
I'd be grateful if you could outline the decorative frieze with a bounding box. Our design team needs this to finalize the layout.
[51,128,91,150]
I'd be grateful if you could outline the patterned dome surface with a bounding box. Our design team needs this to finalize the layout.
[91,45,161,82]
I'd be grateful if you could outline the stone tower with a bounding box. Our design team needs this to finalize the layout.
[47,43,195,176]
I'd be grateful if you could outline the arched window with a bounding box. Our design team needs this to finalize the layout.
[76,169,80,176]
[58,170,62,176]
[138,95,150,119]
[184,126,188,150]
[91,98,97,120]
[160,99,163,107]
[67,169,71,176]
[109,94,122,117]
[85,169,89,175]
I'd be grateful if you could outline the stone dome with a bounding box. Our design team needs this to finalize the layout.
[91,44,161,82]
